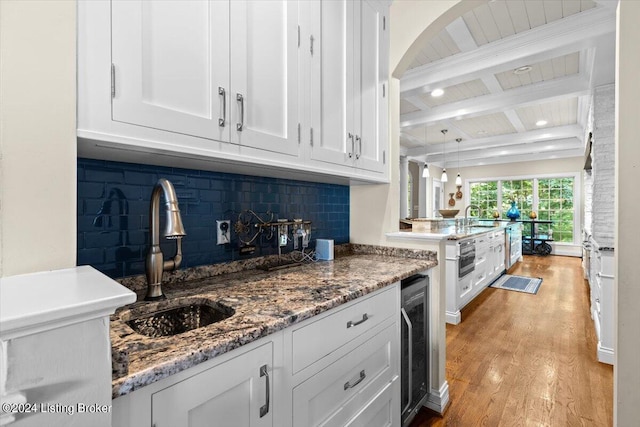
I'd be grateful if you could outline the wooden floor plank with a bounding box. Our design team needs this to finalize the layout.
[411,255,613,427]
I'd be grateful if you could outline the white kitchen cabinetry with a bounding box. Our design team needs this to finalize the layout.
[112,335,281,427]
[112,284,402,427]
[78,0,390,184]
[305,0,389,174]
[152,341,273,427]
[110,0,230,143]
[110,0,298,156]
[445,230,507,325]
[284,283,401,427]
[589,244,614,365]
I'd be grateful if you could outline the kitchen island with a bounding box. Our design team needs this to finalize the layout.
[110,244,439,427]
[387,221,521,324]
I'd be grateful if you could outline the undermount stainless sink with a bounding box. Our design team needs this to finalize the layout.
[126,300,235,338]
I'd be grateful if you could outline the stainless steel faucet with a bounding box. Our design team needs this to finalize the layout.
[145,178,186,301]
[464,204,481,226]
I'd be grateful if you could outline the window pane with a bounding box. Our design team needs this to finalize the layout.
[470,181,498,217]
[538,177,574,243]
[502,179,533,219]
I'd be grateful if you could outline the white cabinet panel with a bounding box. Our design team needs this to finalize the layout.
[308,0,387,174]
[230,0,299,155]
[112,0,229,142]
[354,0,386,173]
[152,342,273,427]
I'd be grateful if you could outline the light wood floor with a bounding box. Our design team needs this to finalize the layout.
[411,255,613,427]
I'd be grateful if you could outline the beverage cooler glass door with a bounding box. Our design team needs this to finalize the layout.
[400,274,430,427]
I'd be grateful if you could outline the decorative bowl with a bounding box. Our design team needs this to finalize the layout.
[438,209,459,218]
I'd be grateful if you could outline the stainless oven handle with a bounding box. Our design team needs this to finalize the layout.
[400,307,413,415]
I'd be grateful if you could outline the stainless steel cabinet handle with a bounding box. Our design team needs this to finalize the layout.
[259,364,269,417]
[236,93,244,131]
[344,370,366,390]
[355,135,361,159]
[400,307,413,415]
[348,133,354,158]
[218,87,226,127]
[596,298,600,303]
[347,313,368,328]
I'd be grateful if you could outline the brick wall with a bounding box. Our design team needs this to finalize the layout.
[592,83,615,247]
[77,158,349,279]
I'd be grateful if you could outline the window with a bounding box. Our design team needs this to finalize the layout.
[468,175,577,244]
[538,178,574,243]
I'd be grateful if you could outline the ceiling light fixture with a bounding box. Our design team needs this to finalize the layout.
[431,88,444,97]
[536,119,548,127]
[455,138,462,186]
[513,65,533,75]
[441,129,448,183]
[422,127,430,178]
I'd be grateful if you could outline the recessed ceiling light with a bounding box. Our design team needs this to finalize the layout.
[536,120,548,127]
[431,88,444,97]
[513,65,533,75]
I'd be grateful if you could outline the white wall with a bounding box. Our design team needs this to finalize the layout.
[615,1,640,424]
[0,0,77,277]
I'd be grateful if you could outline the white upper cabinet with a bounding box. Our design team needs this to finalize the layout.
[111,1,230,142]
[77,0,389,183]
[229,1,299,156]
[307,0,388,174]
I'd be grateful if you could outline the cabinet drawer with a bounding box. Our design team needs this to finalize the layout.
[293,323,397,427]
[292,286,397,373]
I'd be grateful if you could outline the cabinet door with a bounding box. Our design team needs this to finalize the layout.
[230,0,300,156]
[308,0,355,166]
[112,0,230,142]
[152,342,273,427]
[353,0,386,173]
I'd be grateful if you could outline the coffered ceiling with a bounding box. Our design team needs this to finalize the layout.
[399,0,617,168]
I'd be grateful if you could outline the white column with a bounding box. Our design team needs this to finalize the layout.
[399,156,409,219]
[419,162,427,217]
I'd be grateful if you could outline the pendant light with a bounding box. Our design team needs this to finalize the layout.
[422,126,430,178]
[455,138,462,186]
[440,129,448,182]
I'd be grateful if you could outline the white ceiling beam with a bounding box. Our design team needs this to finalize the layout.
[401,74,589,129]
[400,5,615,95]
[425,138,581,165]
[404,124,583,157]
[453,148,584,169]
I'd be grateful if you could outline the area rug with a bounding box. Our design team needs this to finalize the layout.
[490,274,542,294]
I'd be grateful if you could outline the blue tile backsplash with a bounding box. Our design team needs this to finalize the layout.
[77,158,350,279]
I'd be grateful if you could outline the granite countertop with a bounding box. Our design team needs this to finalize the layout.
[110,245,437,398]
[387,223,511,242]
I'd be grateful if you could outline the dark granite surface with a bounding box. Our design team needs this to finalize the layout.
[111,244,437,398]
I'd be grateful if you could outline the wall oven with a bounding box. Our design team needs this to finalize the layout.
[400,274,429,427]
[458,239,476,278]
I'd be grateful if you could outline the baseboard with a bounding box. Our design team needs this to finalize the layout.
[424,381,450,415]
[445,310,461,325]
[597,343,614,365]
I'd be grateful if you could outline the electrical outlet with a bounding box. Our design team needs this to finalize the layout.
[216,220,230,245]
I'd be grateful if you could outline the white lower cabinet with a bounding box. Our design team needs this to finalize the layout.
[589,245,614,365]
[112,284,401,427]
[445,230,507,325]
[152,341,273,427]
[293,324,398,427]
[112,335,280,427]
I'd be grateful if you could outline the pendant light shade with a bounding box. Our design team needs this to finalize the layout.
[422,165,430,178]
[455,138,462,185]
[440,129,448,182]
